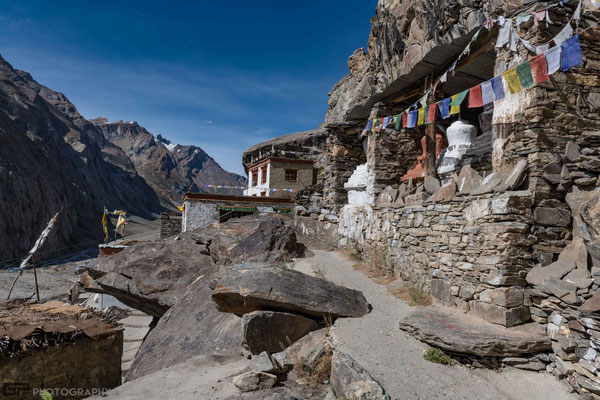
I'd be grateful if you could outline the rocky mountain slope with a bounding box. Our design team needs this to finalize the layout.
[92,118,246,208]
[0,54,162,263]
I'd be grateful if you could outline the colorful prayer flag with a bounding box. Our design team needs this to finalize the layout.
[503,68,522,94]
[440,98,451,119]
[365,119,373,132]
[561,34,583,71]
[530,54,549,84]
[496,18,512,48]
[402,111,408,128]
[426,103,437,123]
[417,108,426,126]
[481,80,495,105]
[408,110,418,128]
[516,61,534,89]
[382,116,392,130]
[491,76,505,100]
[545,45,562,75]
[533,9,546,27]
[394,114,402,130]
[468,85,484,108]
[449,90,468,115]
[554,23,573,46]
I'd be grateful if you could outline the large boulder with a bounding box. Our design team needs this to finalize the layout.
[85,235,219,317]
[225,216,304,264]
[242,311,318,354]
[399,308,551,357]
[126,271,244,380]
[212,263,370,319]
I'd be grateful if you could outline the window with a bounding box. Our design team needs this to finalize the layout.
[285,169,297,181]
[261,166,267,184]
[260,191,266,197]
[251,170,258,186]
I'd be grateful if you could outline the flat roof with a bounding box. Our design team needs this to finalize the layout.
[183,193,295,205]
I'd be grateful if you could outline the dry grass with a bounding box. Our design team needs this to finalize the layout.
[295,350,332,386]
[352,262,388,280]
[340,248,361,262]
[388,282,432,307]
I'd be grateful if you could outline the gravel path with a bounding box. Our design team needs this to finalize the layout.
[294,250,577,400]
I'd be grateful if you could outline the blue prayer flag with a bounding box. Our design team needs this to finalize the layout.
[408,110,418,128]
[561,34,583,71]
[491,76,505,101]
[365,119,373,131]
[440,98,451,119]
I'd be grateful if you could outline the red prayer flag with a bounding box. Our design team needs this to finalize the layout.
[468,85,484,108]
[426,103,437,123]
[402,111,408,128]
[530,53,549,84]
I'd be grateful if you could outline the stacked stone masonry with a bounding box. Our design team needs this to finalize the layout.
[160,212,182,238]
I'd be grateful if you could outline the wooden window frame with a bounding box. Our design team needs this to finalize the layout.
[261,166,268,184]
[285,169,298,182]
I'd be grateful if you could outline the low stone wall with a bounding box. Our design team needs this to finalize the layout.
[338,191,536,327]
[160,212,182,238]
[0,333,123,400]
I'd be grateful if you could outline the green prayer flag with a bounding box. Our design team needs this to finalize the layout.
[516,61,535,89]
[394,114,401,130]
[449,90,468,107]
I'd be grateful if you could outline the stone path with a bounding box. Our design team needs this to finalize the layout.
[294,250,577,400]
[120,310,153,379]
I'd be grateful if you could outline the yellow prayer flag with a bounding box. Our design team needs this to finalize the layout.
[101,212,108,240]
[450,94,460,115]
[502,68,522,94]
[417,108,425,126]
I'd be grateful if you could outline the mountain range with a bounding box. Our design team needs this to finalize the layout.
[0,54,245,264]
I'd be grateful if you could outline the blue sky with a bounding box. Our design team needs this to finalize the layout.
[0,0,377,176]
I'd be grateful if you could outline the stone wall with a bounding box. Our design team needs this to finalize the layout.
[339,191,535,327]
[182,201,219,232]
[0,333,122,400]
[160,212,182,238]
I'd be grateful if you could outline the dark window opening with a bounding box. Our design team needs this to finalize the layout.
[261,166,267,184]
[285,169,297,181]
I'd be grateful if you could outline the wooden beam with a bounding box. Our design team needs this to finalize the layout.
[424,72,438,178]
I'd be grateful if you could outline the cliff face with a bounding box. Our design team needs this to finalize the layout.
[324,0,524,125]
[92,119,246,207]
[0,55,162,263]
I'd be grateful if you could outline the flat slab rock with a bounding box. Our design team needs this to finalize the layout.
[212,263,370,319]
[399,308,551,357]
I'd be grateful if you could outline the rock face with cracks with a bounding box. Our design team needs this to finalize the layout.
[212,263,371,319]
[399,308,551,357]
[242,311,318,355]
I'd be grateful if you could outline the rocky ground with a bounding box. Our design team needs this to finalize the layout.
[88,239,577,399]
